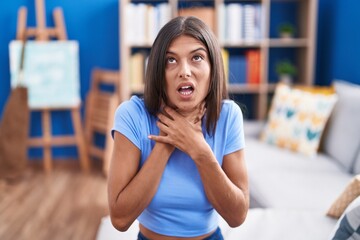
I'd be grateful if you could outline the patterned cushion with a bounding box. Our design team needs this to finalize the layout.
[261,84,337,156]
[294,85,335,95]
[329,196,360,240]
[327,175,360,219]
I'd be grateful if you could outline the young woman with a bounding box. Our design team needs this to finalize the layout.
[108,16,249,240]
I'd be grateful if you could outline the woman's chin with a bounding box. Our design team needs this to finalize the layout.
[176,105,199,115]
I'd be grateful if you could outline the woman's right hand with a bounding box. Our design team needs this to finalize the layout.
[149,103,208,159]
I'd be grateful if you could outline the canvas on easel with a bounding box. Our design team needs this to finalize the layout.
[12,0,90,173]
[9,41,80,108]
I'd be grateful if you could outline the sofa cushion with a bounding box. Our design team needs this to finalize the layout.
[246,138,353,212]
[224,208,336,240]
[96,217,139,240]
[96,211,336,240]
[327,175,360,219]
[353,149,360,174]
[328,196,360,240]
[322,80,360,173]
[261,84,337,156]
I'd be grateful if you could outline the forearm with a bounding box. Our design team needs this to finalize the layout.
[194,148,249,227]
[110,142,173,231]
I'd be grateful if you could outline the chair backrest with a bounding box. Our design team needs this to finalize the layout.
[85,68,121,176]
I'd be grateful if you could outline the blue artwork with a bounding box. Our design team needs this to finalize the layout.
[9,40,80,109]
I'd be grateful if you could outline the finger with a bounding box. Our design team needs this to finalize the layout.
[156,120,170,134]
[148,135,171,144]
[157,112,172,127]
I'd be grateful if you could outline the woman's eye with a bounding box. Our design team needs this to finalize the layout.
[193,55,203,62]
[167,57,176,64]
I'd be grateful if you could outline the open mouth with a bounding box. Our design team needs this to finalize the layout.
[178,85,194,96]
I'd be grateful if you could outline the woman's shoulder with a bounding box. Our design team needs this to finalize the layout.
[117,95,146,114]
[221,99,243,116]
[114,96,152,123]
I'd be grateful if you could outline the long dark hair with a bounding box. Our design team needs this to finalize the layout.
[144,16,228,134]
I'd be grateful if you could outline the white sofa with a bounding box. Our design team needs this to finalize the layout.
[96,209,337,240]
[97,80,360,240]
[239,80,360,239]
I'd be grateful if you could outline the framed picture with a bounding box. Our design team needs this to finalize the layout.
[9,40,80,109]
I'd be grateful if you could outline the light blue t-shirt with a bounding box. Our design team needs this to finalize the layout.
[112,96,245,237]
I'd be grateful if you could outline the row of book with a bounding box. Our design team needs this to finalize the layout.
[218,3,263,43]
[125,3,171,45]
[129,49,261,90]
[124,3,263,45]
[222,49,261,85]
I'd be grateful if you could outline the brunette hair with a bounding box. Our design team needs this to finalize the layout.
[144,16,228,134]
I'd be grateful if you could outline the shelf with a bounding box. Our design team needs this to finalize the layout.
[126,43,153,48]
[221,41,264,48]
[268,38,308,47]
[227,83,277,94]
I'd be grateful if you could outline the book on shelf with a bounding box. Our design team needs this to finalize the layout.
[221,48,229,83]
[226,3,243,44]
[243,4,263,41]
[229,53,247,84]
[218,3,263,44]
[222,49,261,86]
[217,4,226,43]
[246,50,261,85]
[146,5,156,43]
[130,51,147,91]
[178,7,215,33]
[125,2,171,45]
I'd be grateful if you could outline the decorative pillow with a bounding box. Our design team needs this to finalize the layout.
[328,196,360,240]
[327,175,360,219]
[260,84,337,156]
[294,85,335,95]
[321,80,360,173]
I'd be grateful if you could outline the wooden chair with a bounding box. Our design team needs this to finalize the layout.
[85,68,121,176]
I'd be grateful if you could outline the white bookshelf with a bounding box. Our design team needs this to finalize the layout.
[119,0,318,119]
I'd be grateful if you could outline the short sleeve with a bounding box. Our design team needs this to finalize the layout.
[224,101,245,155]
[111,97,143,150]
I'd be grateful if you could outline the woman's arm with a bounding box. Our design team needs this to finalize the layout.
[194,149,249,227]
[107,132,174,231]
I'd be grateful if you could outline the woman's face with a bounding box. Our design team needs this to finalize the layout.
[164,35,211,115]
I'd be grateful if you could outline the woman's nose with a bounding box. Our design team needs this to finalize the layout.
[179,62,191,78]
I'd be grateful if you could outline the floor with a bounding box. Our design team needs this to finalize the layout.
[0,160,109,240]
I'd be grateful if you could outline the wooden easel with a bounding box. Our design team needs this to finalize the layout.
[16,0,90,173]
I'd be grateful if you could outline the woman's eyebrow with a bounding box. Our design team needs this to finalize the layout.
[166,47,207,55]
[190,47,207,54]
